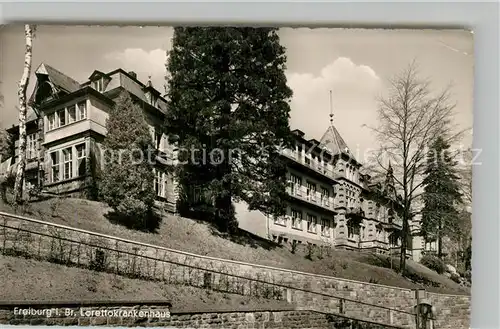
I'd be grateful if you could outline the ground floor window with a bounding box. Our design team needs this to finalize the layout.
[291,209,302,230]
[347,221,360,239]
[154,168,167,198]
[321,218,330,237]
[48,142,87,183]
[389,234,399,247]
[306,214,317,233]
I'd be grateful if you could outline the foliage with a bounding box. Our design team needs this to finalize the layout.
[165,27,294,233]
[450,272,461,284]
[367,61,460,274]
[99,91,157,230]
[421,136,463,258]
[0,128,13,161]
[420,254,446,274]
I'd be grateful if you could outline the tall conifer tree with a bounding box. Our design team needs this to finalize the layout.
[165,27,293,233]
[421,136,463,259]
[100,91,157,230]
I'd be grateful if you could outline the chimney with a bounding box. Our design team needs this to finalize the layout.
[128,71,137,79]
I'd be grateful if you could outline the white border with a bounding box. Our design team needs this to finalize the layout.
[1,2,498,329]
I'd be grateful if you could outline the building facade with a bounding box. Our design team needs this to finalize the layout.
[265,118,408,256]
[6,63,178,212]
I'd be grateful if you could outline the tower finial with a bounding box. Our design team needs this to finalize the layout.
[329,90,334,124]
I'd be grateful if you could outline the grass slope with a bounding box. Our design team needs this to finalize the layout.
[0,255,292,313]
[0,198,469,295]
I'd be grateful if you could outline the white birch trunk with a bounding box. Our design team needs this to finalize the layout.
[14,24,34,203]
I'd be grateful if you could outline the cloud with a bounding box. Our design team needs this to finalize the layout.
[286,57,382,161]
[104,48,167,92]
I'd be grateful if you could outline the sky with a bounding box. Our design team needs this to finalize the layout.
[0,25,474,164]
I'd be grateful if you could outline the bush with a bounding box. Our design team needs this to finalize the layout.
[450,273,461,284]
[420,254,446,274]
[99,91,159,231]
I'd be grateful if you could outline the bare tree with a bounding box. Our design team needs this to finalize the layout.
[366,61,461,275]
[13,24,35,204]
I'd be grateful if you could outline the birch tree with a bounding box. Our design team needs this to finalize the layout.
[13,24,35,203]
[368,62,459,275]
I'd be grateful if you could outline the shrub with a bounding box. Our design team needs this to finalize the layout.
[420,254,446,274]
[99,91,159,231]
[450,273,461,284]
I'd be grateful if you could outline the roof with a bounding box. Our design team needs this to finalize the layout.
[35,63,81,94]
[26,107,38,122]
[319,124,358,163]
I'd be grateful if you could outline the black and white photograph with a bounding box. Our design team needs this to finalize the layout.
[0,25,473,329]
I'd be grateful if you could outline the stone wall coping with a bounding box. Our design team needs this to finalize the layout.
[0,300,172,309]
[170,306,297,314]
[0,210,470,298]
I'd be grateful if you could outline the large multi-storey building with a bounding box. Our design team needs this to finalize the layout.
[263,115,408,255]
[5,63,178,212]
[3,64,417,258]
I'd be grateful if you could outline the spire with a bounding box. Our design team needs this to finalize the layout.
[146,75,153,88]
[318,89,357,162]
[384,161,396,198]
[329,90,334,125]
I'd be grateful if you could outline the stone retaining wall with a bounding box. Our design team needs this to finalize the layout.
[0,211,470,329]
[0,302,404,329]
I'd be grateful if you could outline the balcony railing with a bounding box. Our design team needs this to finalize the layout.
[281,149,338,181]
[286,185,335,212]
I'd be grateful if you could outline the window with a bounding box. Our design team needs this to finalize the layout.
[289,173,302,195]
[68,105,76,123]
[150,94,158,107]
[93,78,104,92]
[47,102,87,131]
[47,113,56,131]
[291,209,302,229]
[50,151,60,182]
[26,133,38,160]
[57,109,66,127]
[77,101,87,120]
[192,186,201,203]
[154,168,167,198]
[321,186,330,206]
[307,214,317,233]
[306,181,316,201]
[390,234,399,247]
[76,143,86,176]
[347,222,360,239]
[321,218,330,236]
[62,147,73,180]
[155,131,162,150]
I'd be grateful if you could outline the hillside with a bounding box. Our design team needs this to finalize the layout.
[0,254,291,313]
[0,197,469,295]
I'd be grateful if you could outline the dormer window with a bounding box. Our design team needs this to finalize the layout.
[93,78,104,92]
[143,77,160,107]
[88,70,111,93]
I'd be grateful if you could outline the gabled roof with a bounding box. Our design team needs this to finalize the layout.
[35,63,81,94]
[319,123,358,163]
[88,70,111,81]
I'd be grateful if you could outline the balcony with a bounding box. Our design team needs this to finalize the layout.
[280,149,339,183]
[286,185,336,214]
[346,205,365,220]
